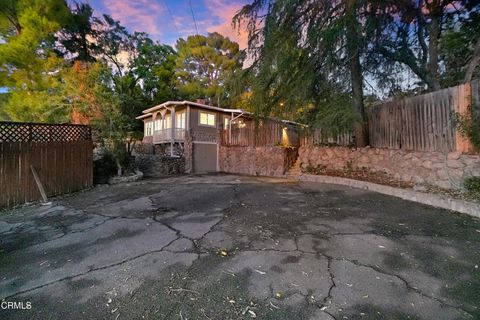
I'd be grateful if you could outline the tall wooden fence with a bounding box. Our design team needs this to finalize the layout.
[222,119,300,147]
[0,122,93,209]
[300,81,477,153]
[366,83,474,152]
[220,81,478,153]
[300,129,354,147]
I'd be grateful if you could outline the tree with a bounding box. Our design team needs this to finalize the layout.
[440,8,480,85]
[128,35,177,105]
[346,0,368,146]
[234,0,368,146]
[175,32,245,105]
[366,0,480,91]
[0,0,71,122]
[56,2,99,63]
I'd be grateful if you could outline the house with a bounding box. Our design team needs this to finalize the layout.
[136,100,301,173]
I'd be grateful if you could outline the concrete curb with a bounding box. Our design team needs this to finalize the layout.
[298,174,480,219]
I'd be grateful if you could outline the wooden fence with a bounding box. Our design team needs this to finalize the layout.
[300,129,354,147]
[0,122,93,209]
[300,81,477,153]
[366,83,474,152]
[220,81,477,153]
[222,119,300,147]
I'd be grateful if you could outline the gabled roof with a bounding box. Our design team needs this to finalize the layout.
[136,100,306,127]
[136,100,250,119]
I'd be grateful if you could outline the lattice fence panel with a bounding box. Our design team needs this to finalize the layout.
[0,122,91,142]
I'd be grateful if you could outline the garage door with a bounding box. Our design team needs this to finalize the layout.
[193,143,217,173]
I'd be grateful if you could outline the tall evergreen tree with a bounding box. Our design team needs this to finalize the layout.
[175,32,245,106]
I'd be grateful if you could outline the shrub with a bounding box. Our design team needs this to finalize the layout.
[93,150,117,184]
[464,177,480,198]
[453,108,480,151]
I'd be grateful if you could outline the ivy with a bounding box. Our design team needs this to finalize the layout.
[453,104,480,151]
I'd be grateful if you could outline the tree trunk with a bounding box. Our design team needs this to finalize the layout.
[345,0,368,147]
[426,7,441,90]
[464,36,480,82]
[116,159,122,177]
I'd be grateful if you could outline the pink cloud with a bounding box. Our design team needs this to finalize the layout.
[203,0,249,50]
[101,0,165,37]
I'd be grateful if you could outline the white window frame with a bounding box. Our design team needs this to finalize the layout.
[199,111,216,127]
[154,119,161,132]
[176,111,186,129]
[145,121,153,136]
[164,114,171,129]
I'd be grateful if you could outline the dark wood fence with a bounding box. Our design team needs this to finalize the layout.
[300,128,354,147]
[300,81,476,153]
[220,81,478,153]
[366,84,470,152]
[0,122,93,209]
[222,119,300,147]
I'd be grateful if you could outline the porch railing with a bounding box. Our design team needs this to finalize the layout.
[153,128,185,143]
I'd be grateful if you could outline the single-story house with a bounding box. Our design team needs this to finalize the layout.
[136,100,301,173]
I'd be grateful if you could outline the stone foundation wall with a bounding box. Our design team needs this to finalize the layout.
[219,146,293,177]
[298,146,480,189]
[134,143,185,177]
[135,154,185,177]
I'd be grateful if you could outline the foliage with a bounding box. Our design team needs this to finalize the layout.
[62,61,117,123]
[453,107,480,151]
[440,9,480,86]
[233,0,363,141]
[364,0,480,91]
[175,32,245,105]
[0,0,71,121]
[464,177,480,197]
[0,92,11,120]
[112,34,177,132]
[56,2,100,62]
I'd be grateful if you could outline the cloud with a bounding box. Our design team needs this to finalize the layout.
[101,0,165,37]
[202,0,249,49]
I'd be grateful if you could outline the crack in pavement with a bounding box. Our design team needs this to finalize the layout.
[2,184,239,302]
[2,182,475,319]
[162,185,242,320]
[338,258,474,317]
[2,235,186,301]
[317,255,336,317]
[223,245,473,318]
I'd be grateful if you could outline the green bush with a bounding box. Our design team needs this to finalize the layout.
[93,150,117,184]
[453,109,480,151]
[464,177,480,195]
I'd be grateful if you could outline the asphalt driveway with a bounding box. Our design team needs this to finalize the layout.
[0,174,479,320]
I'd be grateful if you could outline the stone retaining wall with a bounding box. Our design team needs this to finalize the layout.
[134,143,185,177]
[298,146,480,189]
[219,146,292,177]
[135,154,185,177]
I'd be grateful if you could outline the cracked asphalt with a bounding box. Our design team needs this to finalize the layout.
[0,174,479,320]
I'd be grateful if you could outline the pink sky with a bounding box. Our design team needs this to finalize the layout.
[91,0,250,49]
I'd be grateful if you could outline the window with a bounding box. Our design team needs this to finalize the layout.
[144,121,153,136]
[154,119,161,131]
[176,112,186,129]
[164,114,171,129]
[224,116,230,129]
[199,111,216,126]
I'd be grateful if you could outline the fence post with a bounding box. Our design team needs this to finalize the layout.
[454,82,474,154]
